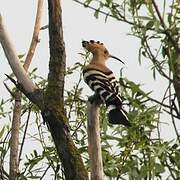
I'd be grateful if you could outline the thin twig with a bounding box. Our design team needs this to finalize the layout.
[164,160,176,179]
[118,142,134,176]
[73,0,135,25]
[3,82,15,97]
[39,164,51,180]
[5,74,17,85]
[151,0,180,54]
[0,167,9,179]
[123,83,171,109]
[144,39,174,82]
[0,129,11,167]
[156,83,171,140]
[163,109,178,119]
[172,99,180,119]
[18,107,32,164]
[67,62,86,120]
[171,99,180,142]
[147,95,171,109]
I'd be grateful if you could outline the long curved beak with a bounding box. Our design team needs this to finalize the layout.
[109,55,125,64]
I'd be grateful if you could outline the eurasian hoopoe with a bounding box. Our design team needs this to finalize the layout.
[82,40,131,127]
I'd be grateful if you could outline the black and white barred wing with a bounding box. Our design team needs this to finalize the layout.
[83,68,131,127]
[83,68,121,105]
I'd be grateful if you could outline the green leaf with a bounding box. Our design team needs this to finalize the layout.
[154,20,160,31]
[106,0,112,5]
[146,20,154,29]
[0,127,5,139]
[78,146,88,153]
[31,67,38,73]
[155,163,165,174]
[140,165,148,178]
[147,2,155,16]
[94,8,100,19]
[84,0,92,6]
[18,53,25,59]
[167,13,172,25]
[0,146,6,153]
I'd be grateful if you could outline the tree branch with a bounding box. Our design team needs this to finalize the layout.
[23,0,44,71]
[73,0,135,26]
[87,101,104,180]
[8,1,44,179]
[0,14,36,93]
[9,90,21,180]
[151,0,180,54]
[5,74,44,109]
[18,107,32,164]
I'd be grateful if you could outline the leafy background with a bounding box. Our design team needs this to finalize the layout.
[0,0,180,179]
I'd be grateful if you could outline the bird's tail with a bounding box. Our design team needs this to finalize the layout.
[107,105,131,127]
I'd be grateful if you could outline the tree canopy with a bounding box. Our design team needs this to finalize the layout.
[0,0,180,179]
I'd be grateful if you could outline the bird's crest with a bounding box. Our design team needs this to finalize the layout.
[82,40,124,64]
[82,40,109,56]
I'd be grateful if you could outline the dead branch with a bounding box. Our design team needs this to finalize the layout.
[87,101,104,180]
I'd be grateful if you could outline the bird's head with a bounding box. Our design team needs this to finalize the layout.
[82,40,124,64]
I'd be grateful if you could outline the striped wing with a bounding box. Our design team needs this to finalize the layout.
[83,68,122,107]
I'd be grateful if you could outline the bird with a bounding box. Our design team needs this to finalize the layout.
[82,40,131,127]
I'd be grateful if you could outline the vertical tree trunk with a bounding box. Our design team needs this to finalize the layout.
[43,0,88,179]
[9,91,21,180]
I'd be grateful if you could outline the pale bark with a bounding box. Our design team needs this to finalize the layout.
[0,14,36,93]
[9,91,21,180]
[87,102,104,180]
[23,0,44,71]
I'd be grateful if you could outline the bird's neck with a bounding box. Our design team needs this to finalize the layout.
[90,55,106,67]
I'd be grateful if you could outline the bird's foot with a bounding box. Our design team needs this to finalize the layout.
[88,94,103,105]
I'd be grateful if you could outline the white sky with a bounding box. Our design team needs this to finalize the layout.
[0,0,179,149]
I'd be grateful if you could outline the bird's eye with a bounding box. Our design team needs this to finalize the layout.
[104,50,108,54]
[90,40,94,43]
[100,43,103,45]
[97,41,100,44]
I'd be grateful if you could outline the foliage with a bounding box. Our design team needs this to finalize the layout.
[72,0,180,178]
[0,53,179,179]
[0,0,180,179]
